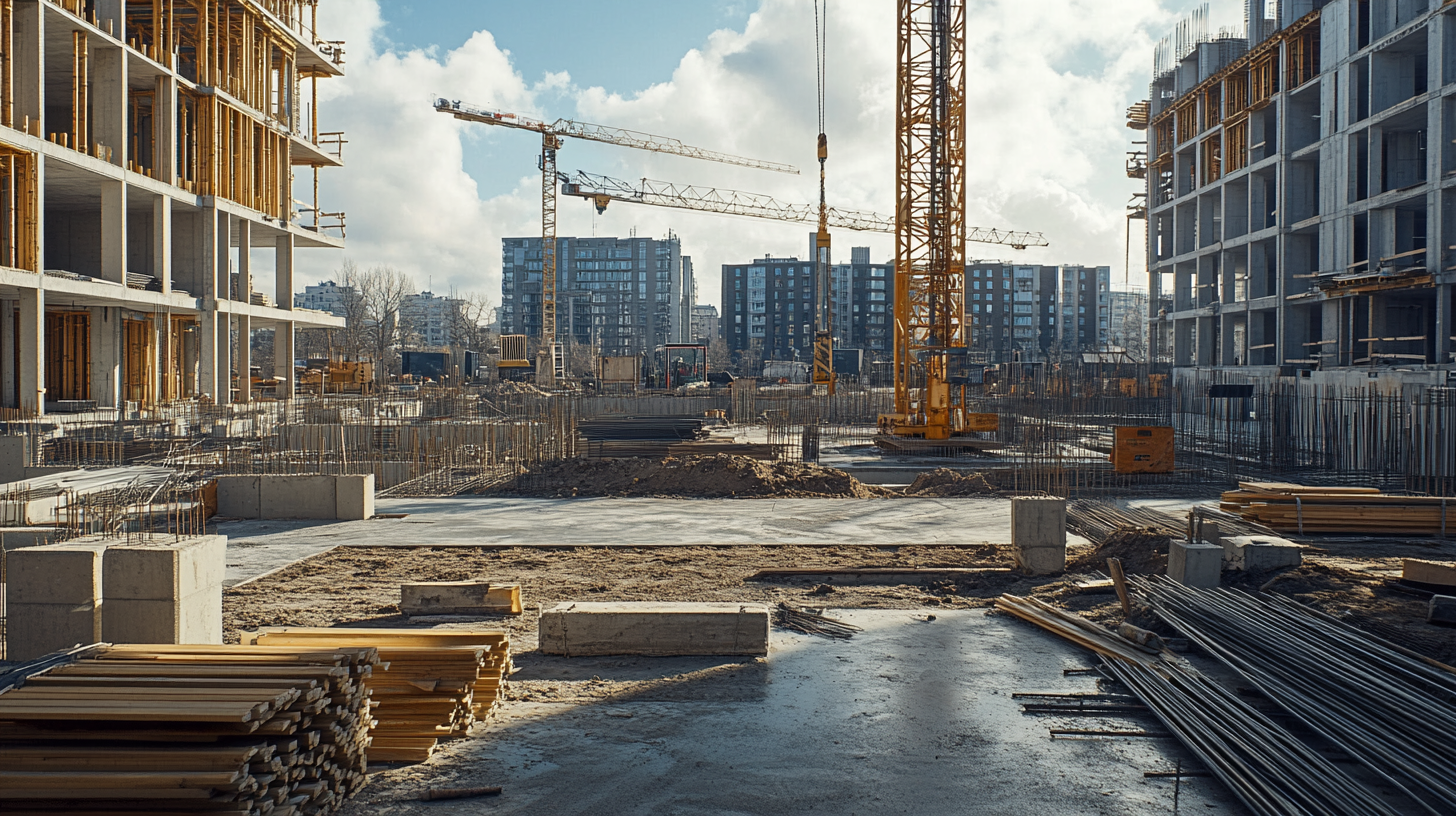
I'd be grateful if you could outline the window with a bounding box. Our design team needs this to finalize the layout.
[1048,317,1055,325]
[974,281,981,290]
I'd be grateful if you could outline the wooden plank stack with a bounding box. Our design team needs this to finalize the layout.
[243,628,511,763]
[0,644,378,815]
[1220,481,1456,536]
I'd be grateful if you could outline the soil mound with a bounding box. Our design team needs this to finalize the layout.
[487,454,887,499]
[1066,527,1170,576]
[904,468,998,497]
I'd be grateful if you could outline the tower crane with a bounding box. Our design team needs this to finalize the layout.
[560,171,1049,250]
[883,0,978,446]
[433,98,799,383]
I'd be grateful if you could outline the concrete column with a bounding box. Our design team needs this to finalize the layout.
[102,181,127,284]
[89,306,120,408]
[1196,315,1216,366]
[1436,284,1452,365]
[154,196,172,293]
[235,315,251,402]
[235,219,251,302]
[155,310,171,403]
[95,0,125,39]
[18,287,43,414]
[199,311,222,403]
[154,75,176,185]
[93,46,126,167]
[14,0,42,134]
[276,321,295,399]
[0,301,12,408]
[275,234,294,310]
[201,209,222,302]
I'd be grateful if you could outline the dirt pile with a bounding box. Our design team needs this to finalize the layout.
[486,454,889,498]
[1066,527,1170,576]
[903,468,998,497]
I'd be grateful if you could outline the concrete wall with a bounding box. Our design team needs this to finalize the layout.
[6,542,108,661]
[215,474,374,520]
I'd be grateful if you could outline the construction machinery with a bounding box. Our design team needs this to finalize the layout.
[297,359,374,395]
[433,98,798,386]
[495,334,534,382]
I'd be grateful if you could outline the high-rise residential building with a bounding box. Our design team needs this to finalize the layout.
[401,292,466,348]
[0,2,347,412]
[1107,290,1151,358]
[967,263,1059,362]
[1143,0,1456,371]
[1060,265,1113,353]
[499,235,685,356]
[689,305,721,344]
[724,244,893,361]
[295,281,354,319]
[677,256,696,343]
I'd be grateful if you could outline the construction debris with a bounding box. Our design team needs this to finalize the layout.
[242,628,511,764]
[772,603,862,639]
[492,454,886,498]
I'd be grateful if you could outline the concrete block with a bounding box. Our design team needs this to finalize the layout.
[1224,536,1302,572]
[1429,595,1456,626]
[402,581,522,616]
[8,602,102,661]
[1168,540,1222,589]
[102,536,226,600]
[539,602,770,656]
[260,475,336,520]
[1011,497,1066,575]
[6,543,108,605]
[0,527,59,549]
[335,474,375,521]
[1403,559,1456,590]
[102,588,222,645]
[215,475,261,518]
[0,435,32,484]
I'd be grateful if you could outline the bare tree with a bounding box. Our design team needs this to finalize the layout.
[339,265,415,382]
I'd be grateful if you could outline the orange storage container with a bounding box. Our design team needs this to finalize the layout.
[1112,426,1174,474]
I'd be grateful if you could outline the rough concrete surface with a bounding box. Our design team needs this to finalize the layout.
[219,496,1082,587]
[340,610,1239,816]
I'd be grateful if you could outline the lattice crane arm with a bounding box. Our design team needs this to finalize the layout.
[434,98,799,174]
[561,171,1048,249]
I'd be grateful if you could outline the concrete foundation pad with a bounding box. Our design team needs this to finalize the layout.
[1169,540,1222,588]
[540,602,770,657]
[335,475,375,521]
[401,581,522,616]
[0,527,59,549]
[261,475,337,520]
[216,474,374,520]
[1011,497,1066,576]
[103,536,227,600]
[7,543,108,605]
[102,589,222,644]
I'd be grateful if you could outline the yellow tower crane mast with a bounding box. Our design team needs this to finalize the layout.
[881,0,974,444]
[434,98,799,384]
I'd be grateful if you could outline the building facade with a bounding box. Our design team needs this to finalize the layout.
[401,291,465,348]
[0,1,347,412]
[295,280,353,318]
[500,235,684,356]
[721,255,818,362]
[828,249,893,355]
[1060,265,1113,354]
[1144,0,1456,373]
[967,263,1058,362]
[689,304,720,344]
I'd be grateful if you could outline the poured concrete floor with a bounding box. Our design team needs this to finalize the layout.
[221,497,1085,586]
[342,610,1241,816]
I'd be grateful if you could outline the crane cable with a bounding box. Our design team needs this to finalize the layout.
[814,0,827,137]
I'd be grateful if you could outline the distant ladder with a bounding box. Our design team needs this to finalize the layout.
[552,342,566,380]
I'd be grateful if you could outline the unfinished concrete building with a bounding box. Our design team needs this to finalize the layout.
[1145,0,1456,375]
[0,0,346,416]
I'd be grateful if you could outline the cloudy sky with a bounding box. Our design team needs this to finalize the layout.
[298,0,1249,310]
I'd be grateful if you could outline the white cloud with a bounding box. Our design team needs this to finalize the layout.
[301,0,1240,307]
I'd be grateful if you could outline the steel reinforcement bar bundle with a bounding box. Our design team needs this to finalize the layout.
[1134,578,1456,815]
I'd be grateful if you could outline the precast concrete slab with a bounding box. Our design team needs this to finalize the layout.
[217,496,1064,587]
[340,610,1237,816]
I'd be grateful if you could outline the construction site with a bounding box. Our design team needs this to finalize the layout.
[0,1,1452,815]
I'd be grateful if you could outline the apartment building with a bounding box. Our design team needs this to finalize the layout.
[1144,0,1456,372]
[401,291,464,348]
[689,304,719,344]
[0,0,347,413]
[828,246,893,355]
[967,263,1059,362]
[294,280,351,318]
[500,234,684,356]
[1060,265,1114,353]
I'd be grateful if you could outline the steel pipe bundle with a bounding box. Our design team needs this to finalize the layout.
[1136,577,1456,815]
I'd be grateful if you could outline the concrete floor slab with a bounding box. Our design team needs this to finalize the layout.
[221,497,1077,587]
[343,610,1241,816]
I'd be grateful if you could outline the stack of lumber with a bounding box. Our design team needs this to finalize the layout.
[0,644,377,815]
[1220,481,1456,536]
[243,628,511,763]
